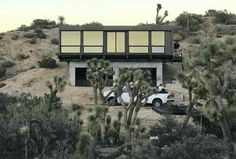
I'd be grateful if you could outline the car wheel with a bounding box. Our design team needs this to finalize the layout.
[152,99,162,107]
[107,97,117,106]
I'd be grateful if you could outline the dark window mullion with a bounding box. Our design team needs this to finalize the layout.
[125,32,129,55]
[115,32,117,52]
[81,31,84,55]
[103,31,106,55]
[148,31,152,55]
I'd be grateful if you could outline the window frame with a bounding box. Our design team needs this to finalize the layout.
[106,31,125,53]
[128,31,149,54]
[82,31,104,54]
[151,31,165,54]
[60,31,81,54]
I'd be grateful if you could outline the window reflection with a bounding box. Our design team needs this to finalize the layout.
[129,31,148,45]
[84,47,103,53]
[107,32,125,53]
[84,31,103,45]
[61,31,80,45]
[152,31,165,45]
[129,47,148,53]
[61,47,80,53]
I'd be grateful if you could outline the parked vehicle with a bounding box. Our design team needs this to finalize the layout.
[103,87,173,107]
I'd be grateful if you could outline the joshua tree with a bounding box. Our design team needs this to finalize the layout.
[45,76,66,110]
[178,53,207,130]
[113,68,154,156]
[58,16,65,25]
[156,3,168,24]
[191,39,236,141]
[86,58,113,105]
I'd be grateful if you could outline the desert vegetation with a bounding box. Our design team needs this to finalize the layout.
[0,5,236,159]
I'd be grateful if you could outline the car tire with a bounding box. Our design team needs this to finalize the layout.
[152,99,162,108]
[107,97,117,106]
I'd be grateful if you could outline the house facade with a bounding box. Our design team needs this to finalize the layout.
[58,25,182,86]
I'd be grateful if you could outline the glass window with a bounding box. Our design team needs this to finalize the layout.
[84,47,103,53]
[84,31,103,45]
[117,32,125,52]
[107,32,125,53]
[61,47,80,53]
[129,47,148,53]
[152,31,165,45]
[61,31,80,45]
[129,31,148,45]
[107,32,116,52]
[152,47,164,53]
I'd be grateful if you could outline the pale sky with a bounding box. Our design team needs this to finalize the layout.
[0,0,236,32]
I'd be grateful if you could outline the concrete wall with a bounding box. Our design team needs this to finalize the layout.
[69,62,163,86]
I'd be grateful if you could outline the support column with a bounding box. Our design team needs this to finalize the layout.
[69,62,76,86]
[156,63,163,86]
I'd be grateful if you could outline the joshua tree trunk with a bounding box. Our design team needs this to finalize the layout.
[99,88,105,105]
[182,89,193,129]
[93,85,98,105]
[216,95,232,140]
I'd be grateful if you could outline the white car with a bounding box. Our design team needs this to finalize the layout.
[103,87,173,107]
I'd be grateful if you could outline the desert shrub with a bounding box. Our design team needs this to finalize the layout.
[225,37,235,45]
[0,93,17,113]
[173,33,185,41]
[31,19,57,29]
[0,83,6,88]
[76,132,92,157]
[29,38,37,44]
[17,25,31,31]
[44,93,63,110]
[205,9,218,16]
[33,27,47,38]
[188,36,202,44]
[16,54,30,60]
[34,28,43,34]
[216,25,236,35]
[0,36,3,40]
[206,9,236,24]
[175,12,204,34]
[159,134,228,159]
[214,11,235,24]
[51,38,59,45]
[36,32,47,39]
[0,59,15,68]
[38,56,57,69]
[0,92,80,159]
[11,34,19,40]
[0,105,80,159]
[81,22,103,29]
[23,32,37,38]
[149,116,198,147]
[0,64,6,78]
[18,93,43,110]
[192,115,223,138]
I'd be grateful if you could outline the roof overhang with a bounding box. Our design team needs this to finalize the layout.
[59,25,172,31]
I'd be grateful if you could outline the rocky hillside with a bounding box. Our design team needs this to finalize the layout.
[0,14,235,104]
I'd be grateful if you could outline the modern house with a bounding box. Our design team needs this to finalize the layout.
[58,25,182,86]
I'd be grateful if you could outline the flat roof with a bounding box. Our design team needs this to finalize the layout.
[60,25,172,31]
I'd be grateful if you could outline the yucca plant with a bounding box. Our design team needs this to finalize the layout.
[76,132,91,158]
